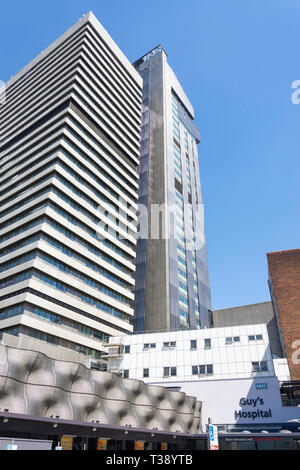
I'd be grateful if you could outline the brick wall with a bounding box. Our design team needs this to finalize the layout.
[267,249,300,381]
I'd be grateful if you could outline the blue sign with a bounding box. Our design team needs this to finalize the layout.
[209,424,219,450]
[256,383,268,390]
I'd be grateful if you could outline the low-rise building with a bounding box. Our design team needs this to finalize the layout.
[106,325,299,432]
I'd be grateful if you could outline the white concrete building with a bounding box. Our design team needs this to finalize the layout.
[106,325,299,430]
[0,12,142,365]
[107,324,276,381]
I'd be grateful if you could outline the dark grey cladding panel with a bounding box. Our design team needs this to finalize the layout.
[177,101,201,143]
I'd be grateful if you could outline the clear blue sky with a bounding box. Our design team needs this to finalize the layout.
[1,0,299,310]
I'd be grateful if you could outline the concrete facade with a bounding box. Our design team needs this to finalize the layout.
[213,302,283,359]
[0,338,202,434]
[107,324,276,383]
[0,12,143,364]
[106,326,299,429]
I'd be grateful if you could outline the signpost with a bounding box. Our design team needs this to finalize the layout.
[209,424,219,450]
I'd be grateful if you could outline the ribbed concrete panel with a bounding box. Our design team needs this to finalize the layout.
[0,13,142,360]
[0,342,202,433]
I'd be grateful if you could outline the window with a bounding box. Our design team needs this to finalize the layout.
[204,338,211,349]
[233,336,240,342]
[198,365,213,376]
[144,343,156,350]
[249,334,263,342]
[260,361,268,372]
[124,345,130,354]
[163,367,177,377]
[163,341,176,349]
[143,368,149,378]
[191,340,197,350]
[123,370,129,378]
[225,337,233,345]
[252,362,260,372]
[192,365,198,375]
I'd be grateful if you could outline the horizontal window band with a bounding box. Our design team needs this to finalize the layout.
[0,287,131,334]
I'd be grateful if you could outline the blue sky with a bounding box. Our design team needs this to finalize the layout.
[1,0,299,310]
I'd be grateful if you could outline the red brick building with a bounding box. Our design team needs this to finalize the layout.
[267,249,300,381]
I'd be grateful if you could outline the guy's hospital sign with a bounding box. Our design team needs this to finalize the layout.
[235,396,272,421]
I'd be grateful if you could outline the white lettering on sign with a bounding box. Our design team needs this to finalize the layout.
[142,47,162,62]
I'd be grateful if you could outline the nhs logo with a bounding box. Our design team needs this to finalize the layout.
[256,383,268,390]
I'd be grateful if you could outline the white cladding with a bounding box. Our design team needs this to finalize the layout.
[108,324,275,381]
[107,325,300,427]
[0,13,142,361]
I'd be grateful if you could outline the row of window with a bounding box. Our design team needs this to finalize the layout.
[63,135,137,204]
[120,361,269,380]
[0,248,131,305]
[32,306,108,342]
[44,216,133,273]
[42,233,130,289]
[67,117,138,190]
[0,213,134,279]
[123,339,210,353]
[0,288,123,336]
[0,324,103,359]
[122,336,264,353]
[225,335,263,345]
[1,154,56,203]
[73,83,140,160]
[2,157,135,254]
[51,185,134,249]
[0,269,130,323]
[48,200,134,261]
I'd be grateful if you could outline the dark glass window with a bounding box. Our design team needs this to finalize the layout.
[260,361,268,371]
